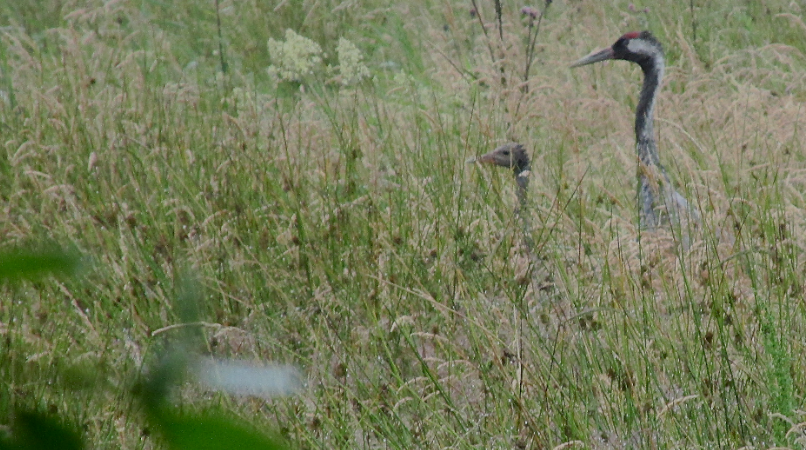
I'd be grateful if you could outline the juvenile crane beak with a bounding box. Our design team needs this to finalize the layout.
[475,152,497,165]
[467,150,502,166]
[570,47,614,68]
[466,152,500,165]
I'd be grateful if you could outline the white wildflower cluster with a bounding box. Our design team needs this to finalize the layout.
[335,38,370,86]
[267,29,323,82]
[392,71,416,89]
[266,30,371,87]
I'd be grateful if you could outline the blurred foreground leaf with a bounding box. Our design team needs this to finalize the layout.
[0,410,84,450]
[152,411,287,450]
[0,247,81,282]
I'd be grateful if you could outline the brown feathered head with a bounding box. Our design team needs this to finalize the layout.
[473,143,530,175]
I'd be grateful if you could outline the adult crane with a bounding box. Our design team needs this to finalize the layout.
[571,31,696,230]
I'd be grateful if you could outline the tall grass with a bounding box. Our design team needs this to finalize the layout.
[2,0,806,448]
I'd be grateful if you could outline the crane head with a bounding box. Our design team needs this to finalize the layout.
[469,143,531,175]
[570,31,663,70]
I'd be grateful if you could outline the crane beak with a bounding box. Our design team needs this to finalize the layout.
[466,153,495,165]
[570,47,615,68]
[474,152,497,165]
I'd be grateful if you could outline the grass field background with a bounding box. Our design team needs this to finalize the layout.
[2,0,806,448]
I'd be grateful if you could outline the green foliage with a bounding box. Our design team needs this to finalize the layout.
[149,409,285,450]
[0,248,80,282]
[0,410,83,450]
[0,248,291,450]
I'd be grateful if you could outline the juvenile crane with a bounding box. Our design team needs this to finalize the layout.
[474,143,531,210]
[571,31,695,230]
[468,143,537,261]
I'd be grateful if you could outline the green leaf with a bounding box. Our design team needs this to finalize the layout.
[7,410,84,450]
[0,247,81,282]
[153,411,288,450]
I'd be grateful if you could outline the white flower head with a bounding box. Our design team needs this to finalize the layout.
[267,29,323,82]
[335,38,370,86]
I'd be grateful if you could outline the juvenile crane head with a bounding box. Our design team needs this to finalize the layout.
[570,31,663,73]
[470,143,531,175]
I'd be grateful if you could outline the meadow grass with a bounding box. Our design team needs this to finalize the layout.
[2,0,806,448]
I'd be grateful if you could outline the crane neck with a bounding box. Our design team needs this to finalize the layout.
[635,55,664,165]
[514,168,529,209]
